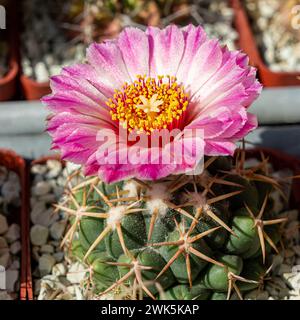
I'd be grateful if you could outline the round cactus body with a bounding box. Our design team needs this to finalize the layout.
[58,154,287,300]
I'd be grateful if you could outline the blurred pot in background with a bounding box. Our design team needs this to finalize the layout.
[0,0,18,102]
[236,0,300,87]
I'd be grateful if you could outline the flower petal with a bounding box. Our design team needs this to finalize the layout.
[87,41,131,88]
[205,140,237,156]
[177,39,223,92]
[117,28,150,79]
[147,25,185,77]
[43,25,262,183]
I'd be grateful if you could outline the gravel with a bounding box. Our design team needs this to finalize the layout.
[0,166,22,299]
[0,214,8,235]
[21,0,85,83]
[245,0,300,72]
[29,160,86,300]
[30,225,49,246]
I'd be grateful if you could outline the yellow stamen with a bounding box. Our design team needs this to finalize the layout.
[108,75,189,134]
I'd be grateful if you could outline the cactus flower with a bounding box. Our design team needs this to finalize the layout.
[43,25,262,183]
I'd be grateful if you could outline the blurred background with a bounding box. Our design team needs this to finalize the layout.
[0,0,300,159]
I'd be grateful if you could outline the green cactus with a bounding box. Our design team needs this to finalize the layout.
[58,153,288,300]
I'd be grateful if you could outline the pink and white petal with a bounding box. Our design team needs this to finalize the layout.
[190,49,261,118]
[191,65,248,109]
[49,73,110,107]
[83,162,99,177]
[218,110,247,139]
[172,135,205,173]
[86,41,131,88]
[242,78,263,107]
[43,63,113,120]
[47,112,104,134]
[50,123,77,147]
[55,126,98,149]
[231,112,258,139]
[56,128,99,164]
[117,28,149,80]
[186,107,233,139]
[97,142,129,166]
[60,63,115,98]
[191,84,249,123]
[147,25,185,77]
[204,108,257,140]
[176,25,207,82]
[97,165,136,184]
[61,147,96,165]
[204,140,237,156]
[177,39,223,91]
[184,49,246,122]
[83,153,99,176]
[136,163,177,181]
[217,107,251,139]
[42,94,113,124]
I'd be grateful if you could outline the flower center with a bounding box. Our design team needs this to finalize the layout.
[107,75,189,134]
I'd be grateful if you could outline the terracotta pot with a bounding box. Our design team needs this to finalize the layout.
[0,59,18,101]
[0,149,28,300]
[0,0,19,101]
[26,155,64,300]
[20,75,51,101]
[232,0,300,87]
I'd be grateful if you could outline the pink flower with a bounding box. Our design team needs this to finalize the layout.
[43,25,262,183]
